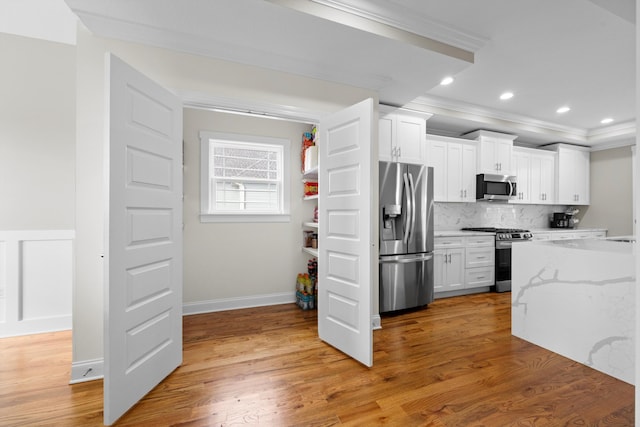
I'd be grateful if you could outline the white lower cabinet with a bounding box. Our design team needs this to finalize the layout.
[435,235,495,295]
[434,247,465,293]
[463,236,495,289]
[434,236,464,293]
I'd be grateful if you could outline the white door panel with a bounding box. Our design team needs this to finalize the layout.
[318,98,373,367]
[104,54,183,425]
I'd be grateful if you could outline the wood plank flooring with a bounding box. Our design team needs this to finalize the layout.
[0,292,634,426]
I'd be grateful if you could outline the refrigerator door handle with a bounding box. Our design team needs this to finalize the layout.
[379,253,433,264]
[407,172,416,244]
[402,172,412,244]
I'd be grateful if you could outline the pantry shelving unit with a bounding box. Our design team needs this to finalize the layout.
[302,165,319,257]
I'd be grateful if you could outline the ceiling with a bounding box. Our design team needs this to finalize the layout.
[64,0,636,148]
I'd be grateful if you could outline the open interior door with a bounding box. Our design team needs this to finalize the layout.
[317,98,374,367]
[104,54,183,425]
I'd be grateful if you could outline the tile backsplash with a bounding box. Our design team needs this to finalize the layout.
[434,202,568,230]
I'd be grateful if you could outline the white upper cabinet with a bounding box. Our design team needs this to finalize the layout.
[512,147,556,205]
[463,130,517,175]
[427,134,476,202]
[543,143,590,205]
[529,150,556,204]
[512,149,531,203]
[378,106,432,164]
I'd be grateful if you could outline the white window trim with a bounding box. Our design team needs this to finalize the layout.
[200,131,291,223]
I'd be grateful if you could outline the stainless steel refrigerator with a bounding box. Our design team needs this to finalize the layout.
[379,161,434,313]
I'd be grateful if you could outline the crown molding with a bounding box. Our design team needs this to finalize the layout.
[586,120,636,145]
[310,0,488,53]
[408,95,636,147]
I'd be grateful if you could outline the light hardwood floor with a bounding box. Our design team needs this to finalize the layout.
[1,292,634,426]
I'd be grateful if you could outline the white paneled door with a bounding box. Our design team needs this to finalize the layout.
[318,98,374,367]
[104,54,183,425]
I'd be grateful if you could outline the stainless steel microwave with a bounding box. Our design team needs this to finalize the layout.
[476,174,517,201]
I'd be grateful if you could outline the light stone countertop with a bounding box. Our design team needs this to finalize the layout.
[529,228,608,233]
[512,238,635,385]
[434,230,495,238]
[524,237,635,254]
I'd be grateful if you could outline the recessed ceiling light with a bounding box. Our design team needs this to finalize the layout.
[440,76,454,86]
[499,92,514,100]
[601,118,614,124]
[556,106,571,114]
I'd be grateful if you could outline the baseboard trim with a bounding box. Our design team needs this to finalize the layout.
[182,292,296,315]
[70,358,104,384]
[372,314,382,330]
[434,287,491,299]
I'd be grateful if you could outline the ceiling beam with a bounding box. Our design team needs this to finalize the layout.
[265,0,475,63]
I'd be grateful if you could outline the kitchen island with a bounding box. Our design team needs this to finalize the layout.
[511,238,635,384]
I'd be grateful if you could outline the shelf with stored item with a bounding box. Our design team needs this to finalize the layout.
[301,130,319,259]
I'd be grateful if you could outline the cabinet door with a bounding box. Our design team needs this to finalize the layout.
[512,151,530,203]
[446,143,463,201]
[556,148,574,204]
[574,150,589,204]
[495,139,513,175]
[378,115,394,162]
[446,248,465,291]
[478,139,497,174]
[433,250,446,293]
[461,144,476,202]
[557,148,589,205]
[539,154,555,204]
[396,115,425,165]
[429,139,448,202]
[465,267,494,289]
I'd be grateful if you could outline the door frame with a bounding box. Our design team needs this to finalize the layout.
[179,92,380,328]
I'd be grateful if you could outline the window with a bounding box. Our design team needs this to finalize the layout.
[200,131,290,222]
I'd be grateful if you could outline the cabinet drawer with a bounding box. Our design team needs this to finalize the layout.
[531,233,551,241]
[435,236,465,249]
[464,236,494,247]
[465,247,494,268]
[465,267,495,289]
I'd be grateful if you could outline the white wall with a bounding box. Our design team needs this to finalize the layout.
[578,146,633,236]
[0,230,74,337]
[182,108,313,310]
[0,33,75,230]
[74,25,377,366]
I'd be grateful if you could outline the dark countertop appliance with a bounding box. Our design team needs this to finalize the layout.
[461,227,533,292]
[551,209,579,229]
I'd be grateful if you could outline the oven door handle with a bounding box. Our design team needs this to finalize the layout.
[495,240,512,249]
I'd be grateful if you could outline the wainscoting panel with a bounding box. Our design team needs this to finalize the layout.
[0,230,74,337]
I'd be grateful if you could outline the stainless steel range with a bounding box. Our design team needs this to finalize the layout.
[461,227,533,292]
